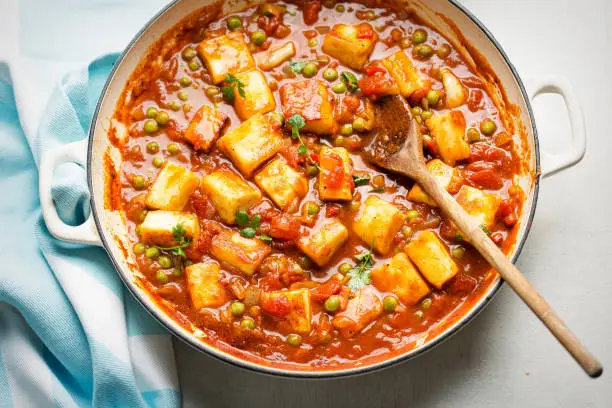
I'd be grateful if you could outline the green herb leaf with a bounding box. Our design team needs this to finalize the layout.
[222,73,246,102]
[341,72,359,92]
[347,247,374,291]
[480,224,491,235]
[297,144,308,155]
[289,60,308,74]
[172,223,187,242]
[251,215,261,229]
[151,223,192,259]
[287,113,306,139]
[369,186,385,193]
[353,175,370,187]
[221,85,235,103]
[258,233,273,243]
[235,210,250,227]
[454,233,464,242]
[240,227,257,238]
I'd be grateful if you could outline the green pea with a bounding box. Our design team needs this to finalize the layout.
[179,76,192,87]
[167,143,181,155]
[436,44,452,59]
[153,157,164,168]
[406,209,419,220]
[146,141,159,154]
[181,47,197,61]
[144,119,159,134]
[332,82,347,94]
[135,225,142,236]
[139,211,147,223]
[415,44,434,59]
[230,301,245,316]
[133,175,146,190]
[156,271,169,284]
[338,263,352,274]
[365,10,376,20]
[170,101,181,111]
[240,317,255,329]
[287,333,302,347]
[420,110,433,120]
[206,87,220,98]
[146,107,158,118]
[451,247,465,259]
[421,298,432,309]
[145,247,160,259]
[412,106,422,116]
[340,123,353,136]
[302,62,318,78]
[158,255,172,268]
[383,296,399,313]
[324,295,341,313]
[298,256,312,270]
[178,91,189,101]
[172,268,182,277]
[335,4,345,12]
[188,60,200,71]
[480,118,497,136]
[133,242,146,255]
[308,38,318,48]
[352,117,366,132]
[227,16,242,31]
[305,202,320,216]
[323,68,338,82]
[426,90,440,106]
[348,200,361,212]
[155,111,170,125]
[251,30,267,46]
[305,165,319,177]
[466,127,481,143]
[412,29,428,44]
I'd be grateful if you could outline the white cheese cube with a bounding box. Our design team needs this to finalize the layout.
[145,162,199,211]
[322,23,378,70]
[140,211,200,248]
[280,80,336,135]
[185,261,228,309]
[407,159,457,207]
[455,185,501,229]
[332,287,382,338]
[381,51,430,98]
[254,156,308,213]
[197,31,255,84]
[426,110,470,166]
[353,196,406,255]
[318,146,354,201]
[232,69,276,120]
[262,289,312,334]
[210,230,271,276]
[298,218,348,267]
[184,105,228,152]
[371,252,430,305]
[405,230,458,289]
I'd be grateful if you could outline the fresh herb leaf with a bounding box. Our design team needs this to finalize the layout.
[287,114,306,139]
[341,72,359,92]
[235,210,250,227]
[289,60,308,74]
[369,186,385,193]
[221,85,235,103]
[454,233,464,242]
[151,223,192,259]
[353,175,370,187]
[480,224,491,235]
[347,247,374,291]
[221,73,245,103]
[240,227,257,238]
[251,215,261,229]
[258,233,273,243]
[172,223,187,242]
[297,144,308,155]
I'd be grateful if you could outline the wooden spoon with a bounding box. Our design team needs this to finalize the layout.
[364,95,602,378]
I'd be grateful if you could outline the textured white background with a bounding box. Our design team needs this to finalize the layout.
[176,1,612,407]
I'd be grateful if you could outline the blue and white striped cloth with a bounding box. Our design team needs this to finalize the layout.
[0,1,181,406]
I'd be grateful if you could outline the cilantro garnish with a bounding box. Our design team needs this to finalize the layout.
[480,224,491,235]
[347,246,374,291]
[454,233,464,242]
[235,211,269,242]
[341,72,359,92]
[369,186,385,193]
[287,113,319,167]
[151,223,192,258]
[288,60,308,74]
[221,73,245,103]
[353,175,370,187]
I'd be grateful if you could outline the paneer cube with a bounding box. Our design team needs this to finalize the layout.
[441,68,468,108]
[405,231,458,289]
[280,80,336,135]
[210,230,271,276]
[322,23,378,70]
[298,218,348,267]
[145,162,199,211]
[185,261,228,309]
[455,185,501,229]
[426,110,470,166]
[216,112,284,178]
[407,159,457,207]
[381,51,430,98]
[184,105,228,152]
[371,252,430,305]
[332,287,382,338]
[255,41,296,70]
[353,196,406,255]
[200,168,261,224]
[263,289,312,333]
[318,146,353,201]
[254,156,308,213]
[140,211,200,248]
[197,31,255,84]
[232,69,276,120]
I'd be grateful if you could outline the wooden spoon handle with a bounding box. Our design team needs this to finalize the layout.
[414,169,602,378]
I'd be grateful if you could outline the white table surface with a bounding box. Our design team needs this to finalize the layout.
[175,1,612,406]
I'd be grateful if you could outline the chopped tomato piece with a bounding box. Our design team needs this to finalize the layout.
[269,214,301,240]
[364,65,386,76]
[325,205,341,217]
[310,279,343,302]
[261,293,291,317]
[491,232,504,245]
[447,273,477,295]
[303,1,322,25]
[464,168,503,190]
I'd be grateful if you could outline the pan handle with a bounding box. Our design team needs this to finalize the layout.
[526,75,586,178]
[39,138,102,246]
